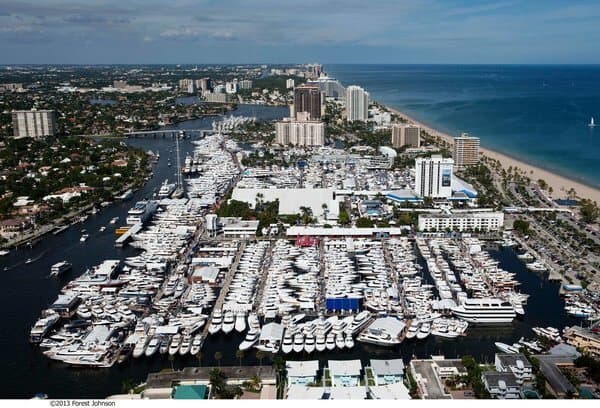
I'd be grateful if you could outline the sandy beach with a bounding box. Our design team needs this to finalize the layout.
[386,106,600,204]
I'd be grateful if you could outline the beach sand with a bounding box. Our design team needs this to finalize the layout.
[386,106,600,204]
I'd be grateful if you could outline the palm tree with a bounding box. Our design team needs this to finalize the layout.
[168,353,175,371]
[236,349,244,367]
[256,350,265,366]
[214,351,223,367]
[195,351,203,367]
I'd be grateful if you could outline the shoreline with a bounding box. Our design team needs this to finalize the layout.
[385,105,600,204]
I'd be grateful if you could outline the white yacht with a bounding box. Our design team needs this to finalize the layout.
[50,261,72,277]
[80,234,89,242]
[168,334,182,355]
[145,337,159,357]
[234,312,247,333]
[178,335,192,356]
[315,332,326,352]
[126,200,158,225]
[357,328,401,347]
[190,335,202,356]
[589,117,596,127]
[452,298,517,324]
[416,322,431,340]
[406,321,420,339]
[304,333,316,353]
[221,311,235,334]
[325,333,336,351]
[157,180,176,199]
[208,310,222,335]
[29,312,60,343]
[132,336,147,358]
[293,333,305,353]
[281,332,293,354]
[495,342,521,354]
[239,329,260,351]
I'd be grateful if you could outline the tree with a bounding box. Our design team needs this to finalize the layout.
[236,349,244,367]
[121,378,136,394]
[355,217,374,228]
[338,209,351,225]
[168,353,175,370]
[256,350,266,366]
[579,199,599,224]
[513,218,530,235]
[195,351,203,367]
[214,351,223,367]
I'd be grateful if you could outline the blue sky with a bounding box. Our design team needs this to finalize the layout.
[0,0,599,64]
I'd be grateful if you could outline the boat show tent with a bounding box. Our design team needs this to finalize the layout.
[286,360,320,385]
[287,385,325,399]
[325,297,360,312]
[259,322,283,343]
[155,325,180,335]
[369,383,411,399]
[329,386,367,399]
[368,317,406,337]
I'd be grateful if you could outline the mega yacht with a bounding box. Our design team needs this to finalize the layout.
[221,311,235,334]
[126,200,158,225]
[325,332,336,351]
[208,310,222,335]
[157,180,176,199]
[452,298,517,324]
[293,333,305,353]
[178,335,192,355]
[168,334,182,355]
[239,329,260,351]
[29,312,60,343]
[281,332,293,354]
[144,337,159,357]
[190,335,202,355]
[50,261,72,277]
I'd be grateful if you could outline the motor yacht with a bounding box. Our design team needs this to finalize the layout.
[145,337,159,357]
[239,329,260,351]
[221,311,235,334]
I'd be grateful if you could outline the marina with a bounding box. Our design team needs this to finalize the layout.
[0,105,584,399]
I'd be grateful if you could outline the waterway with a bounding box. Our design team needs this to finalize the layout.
[0,103,578,398]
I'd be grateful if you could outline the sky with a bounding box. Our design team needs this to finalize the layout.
[0,0,599,64]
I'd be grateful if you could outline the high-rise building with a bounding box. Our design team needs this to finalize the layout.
[453,133,480,167]
[293,84,322,120]
[392,124,421,148]
[275,119,325,147]
[12,109,57,139]
[196,78,212,92]
[345,85,369,122]
[306,63,323,79]
[239,80,253,90]
[308,76,346,99]
[286,78,295,89]
[225,80,238,94]
[415,155,454,198]
[179,78,196,93]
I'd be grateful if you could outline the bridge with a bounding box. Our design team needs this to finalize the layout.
[124,129,213,139]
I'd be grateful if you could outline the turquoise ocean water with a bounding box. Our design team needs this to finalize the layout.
[327,64,600,189]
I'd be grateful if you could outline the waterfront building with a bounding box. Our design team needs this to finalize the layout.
[220,217,259,237]
[286,78,295,89]
[225,80,238,94]
[345,85,369,122]
[11,109,56,139]
[196,77,212,92]
[239,79,253,90]
[392,124,421,148]
[563,326,600,358]
[293,84,322,120]
[495,353,533,384]
[0,82,22,92]
[275,119,325,147]
[453,132,480,167]
[179,78,196,93]
[482,371,521,399]
[203,92,230,103]
[418,210,504,232]
[414,155,453,198]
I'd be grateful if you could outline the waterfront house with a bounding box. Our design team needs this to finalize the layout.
[481,371,521,399]
[328,360,362,387]
[286,360,319,386]
[494,353,533,384]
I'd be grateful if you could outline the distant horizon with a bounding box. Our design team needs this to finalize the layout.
[3,63,600,67]
[1,1,599,65]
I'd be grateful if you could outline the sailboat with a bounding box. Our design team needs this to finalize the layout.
[589,117,596,128]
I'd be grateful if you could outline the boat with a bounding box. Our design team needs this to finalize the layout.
[282,332,293,354]
[157,180,176,199]
[326,333,336,351]
[159,337,170,354]
[50,261,72,277]
[315,332,326,352]
[190,335,202,356]
[495,342,521,354]
[344,333,355,349]
[178,335,192,355]
[406,321,420,339]
[293,333,305,353]
[99,226,106,232]
[126,201,158,225]
[109,217,119,225]
[145,337,159,357]
[357,328,401,347]
[335,333,345,349]
[416,322,431,340]
[234,312,247,333]
[29,312,60,343]
[80,234,89,242]
[589,117,596,128]
[25,258,33,264]
[168,334,182,355]
[221,311,235,334]
[0,249,9,256]
[239,329,260,351]
[132,336,147,358]
[304,333,316,353]
[451,298,517,324]
[208,310,222,335]
[119,189,134,201]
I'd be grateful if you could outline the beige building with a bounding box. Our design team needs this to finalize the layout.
[392,124,421,148]
[275,119,325,147]
[563,326,600,358]
[453,133,480,167]
[12,109,56,139]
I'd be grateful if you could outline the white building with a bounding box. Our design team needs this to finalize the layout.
[482,372,521,399]
[239,80,253,90]
[494,354,533,385]
[415,155,453,198]
[225,80,238,94]
[275,119,325,147]
[345,85,369,122]
[12,109,56,139]
[418,211,504,232]
[220,217,259,237]
[286,78,295,89]
[203,92,229,103]
[454,133,481,167]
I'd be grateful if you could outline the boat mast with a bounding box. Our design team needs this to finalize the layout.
[176,131,183,189]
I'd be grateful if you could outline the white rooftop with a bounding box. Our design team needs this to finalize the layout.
[286,360,319,378]
[328,360,362,377]
[287,385,324,400]
[328,386,367,400]
[369,383,411,399]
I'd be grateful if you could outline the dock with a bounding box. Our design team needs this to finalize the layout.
[114,223,142,247]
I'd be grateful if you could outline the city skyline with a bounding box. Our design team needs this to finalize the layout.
[1,0,600,64]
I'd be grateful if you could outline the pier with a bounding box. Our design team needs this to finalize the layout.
[114,223,142,247]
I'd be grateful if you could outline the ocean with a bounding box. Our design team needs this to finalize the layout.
[326,64,600,189]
